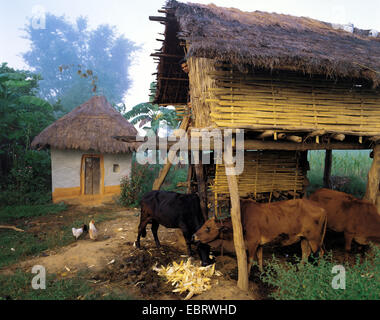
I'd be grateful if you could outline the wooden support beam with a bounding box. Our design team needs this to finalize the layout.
[331,133,345,141]
[194,160,208,221]
[364,144,380,204]
[286,135,302,143]
[224,138,248,292]
[152,114,190,190]
[323,150,333,188]
[113,136,371,151]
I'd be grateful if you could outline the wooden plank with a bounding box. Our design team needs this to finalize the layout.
[92,157,100,195]
[85,157,93,195]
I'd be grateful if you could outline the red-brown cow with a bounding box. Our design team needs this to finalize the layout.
[194,198,327,273]
[309,188,380,254]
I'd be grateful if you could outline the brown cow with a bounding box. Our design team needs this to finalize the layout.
[309,188,380,254]
[194,198,327,273]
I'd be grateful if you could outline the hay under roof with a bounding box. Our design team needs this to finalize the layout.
[152,0,380,104]
[32,95,138,153]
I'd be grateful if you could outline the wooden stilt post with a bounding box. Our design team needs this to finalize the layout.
[224,137,248,291]
[194,158,208,221]
[323,150,332,189]
[365,144,380,205]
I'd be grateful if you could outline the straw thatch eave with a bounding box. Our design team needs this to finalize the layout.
[152,1,380,105]
[31,95,139,154]
[174,1,380,83]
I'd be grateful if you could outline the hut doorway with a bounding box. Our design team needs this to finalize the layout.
[84,156,101,195]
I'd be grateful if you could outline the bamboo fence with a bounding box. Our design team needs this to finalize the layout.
[210,150,306,205]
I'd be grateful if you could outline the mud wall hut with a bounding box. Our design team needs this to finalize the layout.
[32,95,138,205]
[147,0,380,290]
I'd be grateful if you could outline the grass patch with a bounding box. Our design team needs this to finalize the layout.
[0,202,67,223]
[307,150,372,198]
[0,270,135,300]
[259,245,380,300]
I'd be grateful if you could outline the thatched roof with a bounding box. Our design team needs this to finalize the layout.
[152,0,380,104]
[32,96,138,153]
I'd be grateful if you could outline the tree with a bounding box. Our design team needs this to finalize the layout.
[23,14,138,113]
[0,63,56,204]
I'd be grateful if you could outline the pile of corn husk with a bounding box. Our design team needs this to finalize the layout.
[152,258,222,300]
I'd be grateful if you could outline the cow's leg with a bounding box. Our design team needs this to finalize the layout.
[151,220,161,248]
[301,239,311,262]
[136,218,150,248]
[256,246,263,272]
[344,232,354,261]
[179,224,194,256]
[247,242,259,275]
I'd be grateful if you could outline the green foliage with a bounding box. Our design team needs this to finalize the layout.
[0,203,67,223]
[0,63,55,206]
[119,162,159,207]
[0,270,135,300]
[259,246,380,300]
[307,150,372,198]
[119,159,188,208]
[23,14,138,113]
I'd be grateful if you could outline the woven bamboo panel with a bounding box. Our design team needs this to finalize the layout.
[205,69,380,136]
[210,151,306,197]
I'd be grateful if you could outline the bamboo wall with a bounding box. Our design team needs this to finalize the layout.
[210,150,307,199]
[188,58,380,136]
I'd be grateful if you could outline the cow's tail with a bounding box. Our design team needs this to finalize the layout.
[319,211,328,254]
[140,203,147,238]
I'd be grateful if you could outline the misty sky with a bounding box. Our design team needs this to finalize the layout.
[1,0,380,112]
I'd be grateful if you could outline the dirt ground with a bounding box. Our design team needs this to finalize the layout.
[1,203,367,300]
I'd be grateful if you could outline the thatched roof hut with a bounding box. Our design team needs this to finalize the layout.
[32,95,138,205]
[32,95,138,153]
[153,0,380,105]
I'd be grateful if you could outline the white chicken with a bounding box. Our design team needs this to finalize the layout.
[72,224,88,240]
[89,220,98,240]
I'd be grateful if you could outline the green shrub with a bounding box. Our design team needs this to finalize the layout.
[1,150,52,206]
[259,246,380,300]
[119,162,159,207]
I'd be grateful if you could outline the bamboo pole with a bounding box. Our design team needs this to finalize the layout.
[364,144,380,204]
[194,159,208,221]
[224,138,248,291]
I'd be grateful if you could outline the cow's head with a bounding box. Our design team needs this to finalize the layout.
[194,217,230,243]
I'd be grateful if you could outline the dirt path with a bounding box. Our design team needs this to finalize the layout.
[2,206,257,300]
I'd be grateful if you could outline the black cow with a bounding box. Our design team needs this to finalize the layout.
[135,190,214,266]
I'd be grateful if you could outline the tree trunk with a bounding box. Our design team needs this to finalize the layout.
[323,150,332,189]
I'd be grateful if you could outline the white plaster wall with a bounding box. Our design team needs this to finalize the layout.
[51,149,133,191]
[104,153,132,186]
[51,148,84,190]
